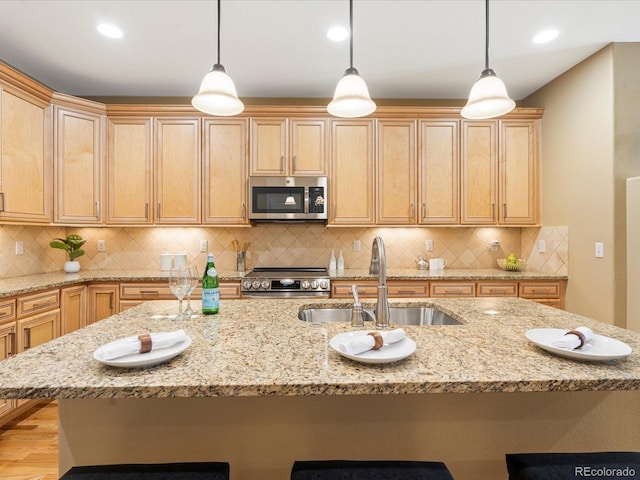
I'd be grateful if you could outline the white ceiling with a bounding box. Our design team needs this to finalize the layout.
[0,0,639,102]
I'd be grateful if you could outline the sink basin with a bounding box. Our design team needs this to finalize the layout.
[297,306,461,326]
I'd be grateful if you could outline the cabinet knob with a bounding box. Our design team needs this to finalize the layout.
[0,192,5,212]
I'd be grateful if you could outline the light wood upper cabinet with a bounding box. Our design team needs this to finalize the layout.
[418,120,460,225]
[203,118,249,224]
[250,117,327,176]
[155,118,201,224]
[106,117,153,224]
[0,86,52,223]
[376,119,417,224]
[461,120,497,224]
[499,119,539,225]
[54,104,104,224]
[330,119,375,225]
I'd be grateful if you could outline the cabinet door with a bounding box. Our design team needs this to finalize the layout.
[107,117,153,224]
[87,284,119,325]
[0,86,52,223]
[17,309,60,352]
[376,120,416,224]
[250,118,288,175]
[60,285,87,335]
[54,106,103,223]
[155,118,201,224]
[499,119,539,225]
[461,121,497,224]
[0,321,17,416]
[290,118,327,175]
[330,120,375,225]
[418,120,459,224]
[203,118,249,224]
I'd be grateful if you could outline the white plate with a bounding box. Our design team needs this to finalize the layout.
[329,330,416,364]
[525,328,632,361]
[94,336,192,368]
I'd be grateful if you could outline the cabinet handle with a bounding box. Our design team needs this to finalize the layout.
[145,202,149,220]
[292,155,297,172]
[140,290,160,297]
[157,203,161,218]
[95,201,100,218]
[242,203,246,218]
[491,203,495,219]
[24,328,31,349]
[0,192,5,212]
[280,155,285,173]
[410,203,415,221]
[503,203,508,218]
[333,204,337,220]
[421,203,426,219]
[397,289,417,295]
[109,292,114,310]
[8,332,15,356]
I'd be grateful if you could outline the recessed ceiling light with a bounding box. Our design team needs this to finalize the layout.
[532,29,559,44]
[97,23,123,39]
[327,26,349,42]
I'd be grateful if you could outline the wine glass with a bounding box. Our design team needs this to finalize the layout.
[182,265,200,319]
[169,267,190,320]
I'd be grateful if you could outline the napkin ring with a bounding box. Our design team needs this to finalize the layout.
[367,331,384,350]
[138,334,152,354]
[565,329,586,349]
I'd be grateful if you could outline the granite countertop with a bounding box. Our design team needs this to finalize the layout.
[0,268,567,299]
[0,297,638,399]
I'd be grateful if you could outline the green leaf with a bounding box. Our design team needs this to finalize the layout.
[50,240,70,251]
[69,249,85,261]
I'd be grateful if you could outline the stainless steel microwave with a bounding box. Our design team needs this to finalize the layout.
[249,176,328,221]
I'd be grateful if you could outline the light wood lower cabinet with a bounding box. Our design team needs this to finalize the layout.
[476,281,518,297]
[430,281,476,297]
[61,285,87,334]
[332,280,429,299]
[119,281,241,311]
[0,298,17,419]
[87,284,119,325]
[519,281,565,309]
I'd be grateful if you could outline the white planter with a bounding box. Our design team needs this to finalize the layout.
[64,261,80,273]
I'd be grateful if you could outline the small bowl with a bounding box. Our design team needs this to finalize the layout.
[497,258,527,272]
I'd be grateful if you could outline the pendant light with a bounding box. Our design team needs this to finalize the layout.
[192,0,244,116]
[461,0,515,119]
[327,0,376,118]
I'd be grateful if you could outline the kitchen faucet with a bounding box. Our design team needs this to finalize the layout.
[368,236,390,328]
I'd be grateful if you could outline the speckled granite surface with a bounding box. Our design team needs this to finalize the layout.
[0,297,637,399]
[0,268,566,299]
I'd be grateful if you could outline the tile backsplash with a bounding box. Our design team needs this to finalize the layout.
[0,224,568,278]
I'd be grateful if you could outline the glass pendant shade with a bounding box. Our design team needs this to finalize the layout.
[461,69,515,119]
[327,68,376,118]
[192,64,244,116]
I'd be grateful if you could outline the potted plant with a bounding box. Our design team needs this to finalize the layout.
[50,234,86,273]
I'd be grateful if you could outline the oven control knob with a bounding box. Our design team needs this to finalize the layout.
[252,281,262,289]
[319,280,329,290]
[311,281,318,289]
[261,281,270,290]
[301,281,310,290]
[243,280,253,290]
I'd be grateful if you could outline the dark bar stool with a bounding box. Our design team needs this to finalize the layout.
[60,462,230,479]
[506,452,640,479]
[291,460,454,480]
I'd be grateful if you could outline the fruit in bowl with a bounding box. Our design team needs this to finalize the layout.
[497,254,526,271]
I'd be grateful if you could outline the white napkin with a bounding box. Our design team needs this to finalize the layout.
[552,326,594,350]
[100,330,188,360]
[339,328,406,355]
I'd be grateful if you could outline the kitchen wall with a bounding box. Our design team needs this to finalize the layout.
[522,43,640,327]
[0,223,567,278]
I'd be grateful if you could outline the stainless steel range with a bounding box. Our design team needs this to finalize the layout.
[241,267,331,298]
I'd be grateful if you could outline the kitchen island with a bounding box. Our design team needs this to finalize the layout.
[0,297,638,479]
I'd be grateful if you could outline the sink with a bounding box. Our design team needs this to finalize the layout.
[297,306,461,326]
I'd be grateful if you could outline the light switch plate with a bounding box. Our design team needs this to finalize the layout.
[595,242,604,258]
[200,240,208,253]
[426,239,434,252]
[353,240,361,252]
[97,240,106,252]
[15,241,24,255]
[538,240,546,253]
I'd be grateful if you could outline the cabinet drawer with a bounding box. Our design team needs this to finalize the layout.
[477,282,518,297]
[430,282,476,297]
[519,282,561,299]
[16,290,60,319]
[388,282,429,297]
[0,299,16,323]
[221,282,241,299]
[120,283,175,299]
[17,309,60,352]
[331,281,378,298]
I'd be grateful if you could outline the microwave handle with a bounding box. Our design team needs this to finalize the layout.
[304,187,310,214]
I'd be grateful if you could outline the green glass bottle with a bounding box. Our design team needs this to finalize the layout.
[202,252,220,315]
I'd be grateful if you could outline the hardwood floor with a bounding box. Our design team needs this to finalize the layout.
[0,401,58,480]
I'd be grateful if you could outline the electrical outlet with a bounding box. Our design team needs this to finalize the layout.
[353,240,361,252]
[97,240,106,252]
[200,240,208,253]
[538,240,546,253]
[15,241,24,255]
[595,242,604,258]
[425,239,434,252]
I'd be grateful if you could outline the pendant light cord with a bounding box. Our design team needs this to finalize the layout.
[484,0,489,70]
[216,0,221,65]
[349,0,353,69]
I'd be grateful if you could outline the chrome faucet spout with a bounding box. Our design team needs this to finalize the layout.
[370,236,390,328]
